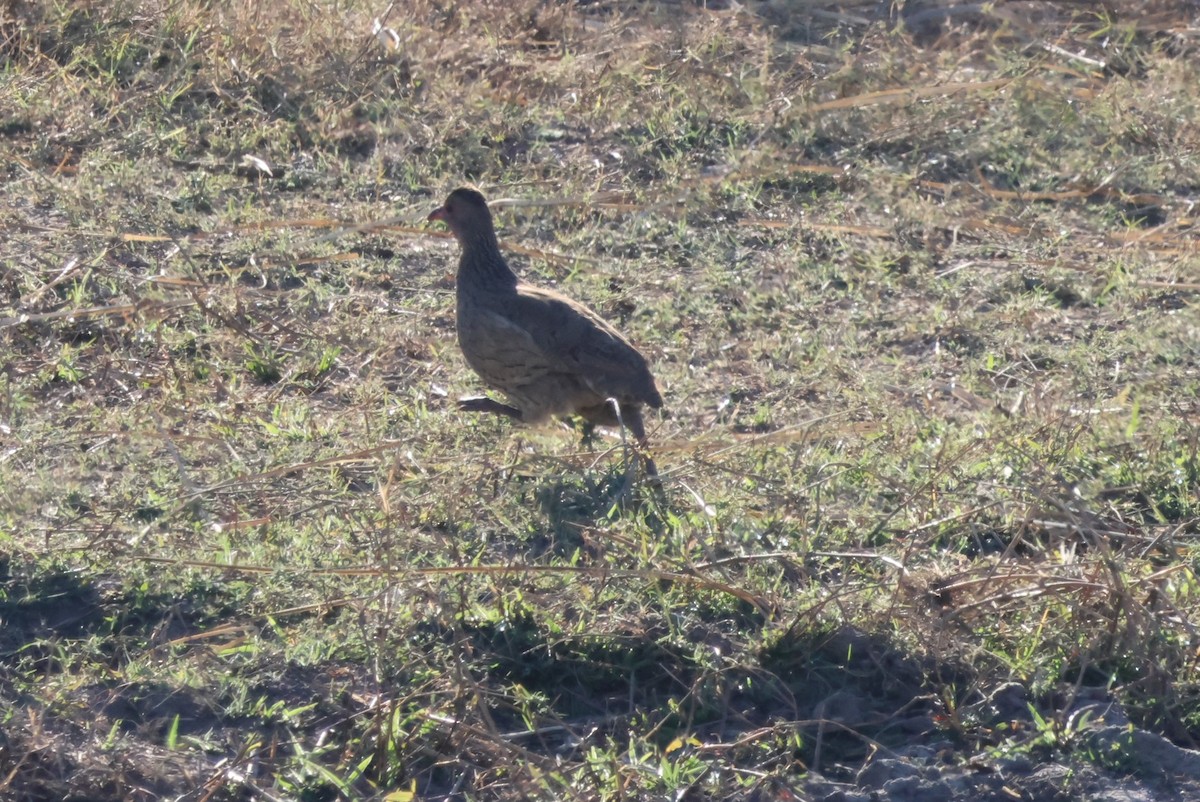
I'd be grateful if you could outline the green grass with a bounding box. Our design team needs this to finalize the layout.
[2,1,1199,799]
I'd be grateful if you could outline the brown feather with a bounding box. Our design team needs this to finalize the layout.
[429,186,663,447]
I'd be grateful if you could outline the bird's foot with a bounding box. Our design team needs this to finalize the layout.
[577,420,599,448]
[458,396,523,420]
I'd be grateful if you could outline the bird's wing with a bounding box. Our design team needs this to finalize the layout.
[459,306,559,387]
[507,286,662,407]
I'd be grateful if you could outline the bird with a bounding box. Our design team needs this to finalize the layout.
[427,186,663,470]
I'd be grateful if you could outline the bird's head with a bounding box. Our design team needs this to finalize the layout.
[427,186,494,243]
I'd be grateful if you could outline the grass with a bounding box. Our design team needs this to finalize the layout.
[2,0,1199,799]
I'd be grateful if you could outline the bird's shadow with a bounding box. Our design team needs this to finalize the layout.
[531,461,673,558]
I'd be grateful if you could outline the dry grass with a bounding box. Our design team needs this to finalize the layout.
[2,1,1199,799]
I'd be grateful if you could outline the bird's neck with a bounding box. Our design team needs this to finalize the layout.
[458,230,518,288]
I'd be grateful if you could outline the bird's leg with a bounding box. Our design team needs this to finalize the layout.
[577,419,599,448]
[607,398,661,486]
[458,396,523,420]
[608,398,628,449]
[607,397,637,498]
[606,401,663,508]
